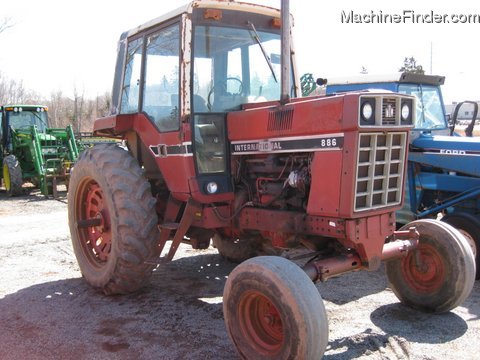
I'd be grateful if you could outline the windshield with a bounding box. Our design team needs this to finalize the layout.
[398,84,447,130]
[193,25,284,112]
[6,108,48,132]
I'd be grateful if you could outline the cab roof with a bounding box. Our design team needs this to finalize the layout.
[124,0,281,38]
[327,72,445,87]
[1,104,48,110]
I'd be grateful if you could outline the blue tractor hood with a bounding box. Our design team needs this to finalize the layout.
[410,133,480,176]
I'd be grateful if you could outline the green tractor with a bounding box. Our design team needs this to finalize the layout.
[0,104,80,197]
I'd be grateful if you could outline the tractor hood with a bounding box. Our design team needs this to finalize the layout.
[15,129,56,141]
[410,133,480,176]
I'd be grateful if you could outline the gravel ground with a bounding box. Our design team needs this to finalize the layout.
[0,187,479,359]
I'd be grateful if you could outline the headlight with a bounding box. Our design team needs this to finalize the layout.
[401,103,410,120]
[362,102,373,120]
[360,98,375,125]
[206,181,218,194]
[400,99,413,125]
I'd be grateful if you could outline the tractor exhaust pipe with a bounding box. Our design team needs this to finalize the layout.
[280,0,290,104]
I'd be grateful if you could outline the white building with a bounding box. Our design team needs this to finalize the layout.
[445,101,480,120]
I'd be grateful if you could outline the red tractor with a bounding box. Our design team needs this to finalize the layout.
[68,1,475,358]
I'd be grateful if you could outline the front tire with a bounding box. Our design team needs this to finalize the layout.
[3,155,23,196]
[386,219,475,313]
[442,212,480,279]
[223,256,328,359]
[68,144,160,295]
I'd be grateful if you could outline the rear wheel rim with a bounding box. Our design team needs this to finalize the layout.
[402,243,445,293]
[76,178,112,265]
[238,290,284,355]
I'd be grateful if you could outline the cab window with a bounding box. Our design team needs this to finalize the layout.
[142,24,180,132]
[399,84,447,130]
[192,25,283,113]
[120,37,143,114]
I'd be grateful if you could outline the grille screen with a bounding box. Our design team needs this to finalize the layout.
[382,98,397,125]
[267,108,294,132]
[355,132,407,212]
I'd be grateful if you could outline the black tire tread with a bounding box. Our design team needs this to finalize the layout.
[386,219,475,313]
[68,144,160,295]
[3,155,23,196]
[442,212,480,279]
[223,256,328,359]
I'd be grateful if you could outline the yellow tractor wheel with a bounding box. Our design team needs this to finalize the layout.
[2,155,23,196]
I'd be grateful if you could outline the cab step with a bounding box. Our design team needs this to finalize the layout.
[145,197,201,265]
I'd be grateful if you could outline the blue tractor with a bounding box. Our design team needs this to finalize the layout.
[325,72,480,278]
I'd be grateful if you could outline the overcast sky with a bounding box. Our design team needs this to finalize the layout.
[1,0,478,103]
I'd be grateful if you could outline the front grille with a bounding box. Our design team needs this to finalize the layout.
[354,132,407,212]
[382,98,396,125]
[359,94,415,127]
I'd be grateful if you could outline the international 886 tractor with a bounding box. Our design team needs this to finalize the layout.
[68,1,475,358]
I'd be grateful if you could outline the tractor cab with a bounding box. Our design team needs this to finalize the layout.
[1,105,49,152]
[4,105,48,131]
[326,72,450,140]
[98,1,297,201]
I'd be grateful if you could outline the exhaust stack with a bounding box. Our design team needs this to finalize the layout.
[280,0,290,104]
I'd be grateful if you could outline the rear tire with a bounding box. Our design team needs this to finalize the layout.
[386,219,475,313]
[223,256,328,359]
[212,234,259,263]
[3,155,23,196]
[442,212,480,279]
[68,144,160,295]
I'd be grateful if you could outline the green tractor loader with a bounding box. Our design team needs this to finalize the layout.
[0,105,79,197]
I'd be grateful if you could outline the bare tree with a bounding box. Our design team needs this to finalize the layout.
[48,90,65,128]
[0,72,42,104]
[0,17,14,35]
[44,90,111,131]
[72,87,85,133]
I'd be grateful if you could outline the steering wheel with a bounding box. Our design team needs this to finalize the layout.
[207,77,244,111]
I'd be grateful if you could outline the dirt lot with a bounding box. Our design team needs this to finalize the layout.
[0,187,479,359]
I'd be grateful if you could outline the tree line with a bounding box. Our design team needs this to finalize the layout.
[0,17,112,133]
[0,72,111,133]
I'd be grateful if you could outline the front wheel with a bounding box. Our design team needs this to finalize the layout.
[223,256,328,359]
[3,155,23,196]
[68,144,160,295]
[442,212,480,279]
[386,219,475,313]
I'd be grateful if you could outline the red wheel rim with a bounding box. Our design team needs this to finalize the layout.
[237,290,284,355]
[402,243,445,293]
[76,178,112,265]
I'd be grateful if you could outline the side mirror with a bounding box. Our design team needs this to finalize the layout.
[316,78,327,86]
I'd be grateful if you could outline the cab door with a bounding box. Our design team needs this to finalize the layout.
[119,20,197,197]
